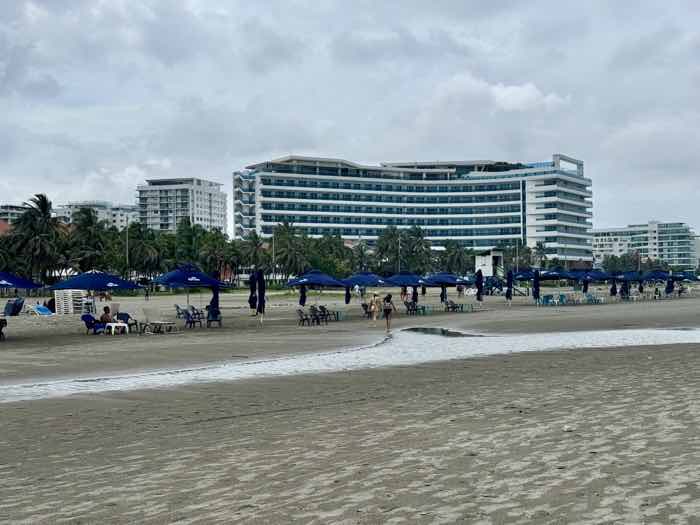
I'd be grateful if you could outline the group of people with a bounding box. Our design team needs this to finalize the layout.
[367,293,397,332]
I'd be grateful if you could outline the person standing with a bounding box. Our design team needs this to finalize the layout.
[383,293,397,333]
[370,293,381,327]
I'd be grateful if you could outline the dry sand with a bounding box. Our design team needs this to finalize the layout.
[1,292,700,523]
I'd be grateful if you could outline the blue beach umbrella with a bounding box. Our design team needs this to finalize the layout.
[385,271,424,287]
[287,269,345,288]
[423,272,463,287]
[342,272,387,287]
[540,267,577,280]
[155,264,228,307]
[53,270,141,291]
[643,270,669,282]
[513,269,535,281]
[0,271,42,289]
[155,265,228,289]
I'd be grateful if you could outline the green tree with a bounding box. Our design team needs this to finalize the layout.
[69,207,107,272]
[403,226,432,274]
[273,222,308,279]
[375,226,404,273]
[243,231,267,269]
[351,240,371,272]
[11,194,64,282]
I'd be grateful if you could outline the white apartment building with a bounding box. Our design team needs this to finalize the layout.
[137,178,227,233]
[593,221,698,269]
[233,153,593,262]
[55,201,139,230]
[0,204,28,224]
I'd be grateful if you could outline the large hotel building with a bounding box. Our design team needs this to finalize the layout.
[233,153,593,262]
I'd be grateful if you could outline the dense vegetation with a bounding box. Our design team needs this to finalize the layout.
[3,193,674,285]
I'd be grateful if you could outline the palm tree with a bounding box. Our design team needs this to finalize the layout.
[70,207,107,272]
[11,194,63,282]
[199,229,229,276]
[442,240,466,273]
[404,226,432,274]
[273,223,308,279]
[376,226,402,273]
[352,241,370,272]
[534,241,547,267]
[244,231,267,269]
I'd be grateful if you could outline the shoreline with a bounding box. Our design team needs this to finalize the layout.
[1,292,699,382]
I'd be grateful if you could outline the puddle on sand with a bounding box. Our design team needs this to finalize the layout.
[403,327,483,337]
[1,328,699,403]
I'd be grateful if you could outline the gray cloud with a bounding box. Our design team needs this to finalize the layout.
[1,0,699,231]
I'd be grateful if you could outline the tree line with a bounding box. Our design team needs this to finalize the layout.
[1,193,636,285]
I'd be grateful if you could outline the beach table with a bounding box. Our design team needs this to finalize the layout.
[105,322,129,335]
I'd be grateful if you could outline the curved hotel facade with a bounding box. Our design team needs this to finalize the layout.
[233,153,592,262]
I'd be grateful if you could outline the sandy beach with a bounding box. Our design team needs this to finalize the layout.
[1,292,700,523]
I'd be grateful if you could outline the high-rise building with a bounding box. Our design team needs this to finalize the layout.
[54,201,139,231]
[0,204,28,225]
[592,221,698,269]
[137,178,227,232]
[233,153,592,262]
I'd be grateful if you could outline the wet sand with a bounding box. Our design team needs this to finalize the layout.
[1,294,700,523]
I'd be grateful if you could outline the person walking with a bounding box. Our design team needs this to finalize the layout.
[383,293,397,333]
[370,293,381,327]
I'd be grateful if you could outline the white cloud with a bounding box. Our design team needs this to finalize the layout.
[433,72,569,113]
[1,1,699,232]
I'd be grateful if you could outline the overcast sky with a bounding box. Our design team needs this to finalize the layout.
[2,0,699,232]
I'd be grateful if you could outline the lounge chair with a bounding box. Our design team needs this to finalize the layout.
[189,306,205,322]
[0,318,6,341]
[3,298,24,317]
[183,309,202,329]
[28,305,53,316]
[141,308,177,334]
[81,314,106,335]
[174,304,186,319]
[116,312,139,332]
[297,309,312,326]
[404,301,417,315]
[206,306,222,328]
[445,300,464,312]
[319,305,339,321]
[309,305,328,325]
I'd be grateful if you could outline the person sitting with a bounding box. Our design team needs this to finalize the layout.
[99,306,113,324]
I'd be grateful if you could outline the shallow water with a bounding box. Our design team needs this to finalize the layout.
[1,328,699,403]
